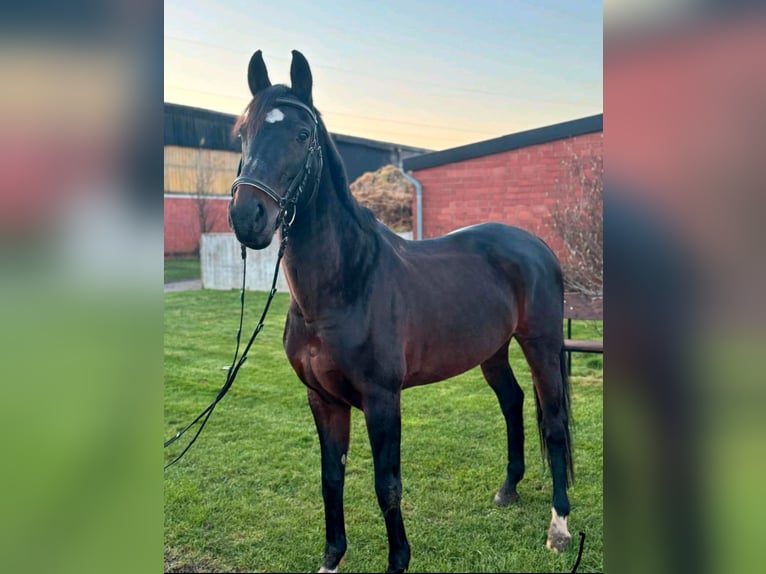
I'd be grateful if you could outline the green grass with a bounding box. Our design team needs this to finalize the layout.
[164,256,201,283]
[164,290,603,573]
[566,320,603,377]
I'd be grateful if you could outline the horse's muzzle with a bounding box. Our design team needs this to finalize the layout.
[229,184,280,249]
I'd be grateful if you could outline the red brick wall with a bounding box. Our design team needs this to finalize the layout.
[410,132,603,259]
[164,196,231,256]
[166,131,602,256]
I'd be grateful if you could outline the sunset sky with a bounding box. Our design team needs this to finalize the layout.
[165,0,602,150]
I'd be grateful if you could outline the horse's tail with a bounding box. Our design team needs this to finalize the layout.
[533,346,575,486]
[559,345,575,486]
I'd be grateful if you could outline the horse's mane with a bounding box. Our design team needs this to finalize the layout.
[316,120,380,235]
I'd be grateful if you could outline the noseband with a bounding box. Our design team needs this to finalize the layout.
[230,98,324,227]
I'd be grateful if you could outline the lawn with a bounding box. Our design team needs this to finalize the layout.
[164,289,603,573]
[164,256,201,283]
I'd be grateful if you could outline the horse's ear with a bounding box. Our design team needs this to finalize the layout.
[248,50,271,96]
[290,50,313,106]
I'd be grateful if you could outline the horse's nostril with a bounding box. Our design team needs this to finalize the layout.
[250,202,267,232]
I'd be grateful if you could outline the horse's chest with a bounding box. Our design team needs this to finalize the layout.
[305,337,338,374]
[290,332,350,390]
[286,312,363,376]
[284,311,381,407]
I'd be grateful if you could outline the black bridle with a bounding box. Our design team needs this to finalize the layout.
[164,97,323,469]
[230,97,323,227]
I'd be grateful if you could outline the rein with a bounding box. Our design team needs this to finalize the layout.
[163,230,287,469]
[164,97,322,470]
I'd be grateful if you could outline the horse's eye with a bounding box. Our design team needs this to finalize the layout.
[297,129,310,143]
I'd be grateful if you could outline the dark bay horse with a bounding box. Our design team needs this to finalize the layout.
[228,50,574,573]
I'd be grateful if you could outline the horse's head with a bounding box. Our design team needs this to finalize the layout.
[229,50,322,249]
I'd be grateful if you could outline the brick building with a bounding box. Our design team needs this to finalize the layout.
[403,114,603,260]
[164,103,429,256]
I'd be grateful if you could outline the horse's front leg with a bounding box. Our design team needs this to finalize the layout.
[307,388,351,573]
[364,388,410,573]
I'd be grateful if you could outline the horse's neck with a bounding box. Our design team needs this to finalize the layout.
[281,171,378,320]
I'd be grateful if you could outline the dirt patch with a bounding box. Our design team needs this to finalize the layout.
[350,165,414,232]
[165,548,226,573]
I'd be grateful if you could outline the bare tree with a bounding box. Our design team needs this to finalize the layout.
[548,151,603,297]
[193,140,220,254]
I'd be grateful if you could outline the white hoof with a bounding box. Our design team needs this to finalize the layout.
[318,567,338,573]
[545,507,572,553]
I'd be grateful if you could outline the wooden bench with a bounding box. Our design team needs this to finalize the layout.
[563,292,603,375]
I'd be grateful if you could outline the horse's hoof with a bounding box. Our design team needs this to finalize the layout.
[318,567,338,573]
[493,489,520,507]
[545,508,571,552]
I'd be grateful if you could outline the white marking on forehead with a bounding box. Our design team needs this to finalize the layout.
[265,108,284,123]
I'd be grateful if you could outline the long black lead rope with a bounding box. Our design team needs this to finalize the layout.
[164,222,290,470]
[165,96,322,470]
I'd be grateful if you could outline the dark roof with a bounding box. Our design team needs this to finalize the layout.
[402,114,603,171]
[164,102,430,155]
[164,103,240,151]
[331,132,430,155]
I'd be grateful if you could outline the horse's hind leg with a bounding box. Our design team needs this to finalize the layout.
[517,335,574,553]
[481,342,526,506]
